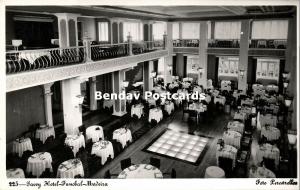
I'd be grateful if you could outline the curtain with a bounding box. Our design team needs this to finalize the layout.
[98,22,109,41]
[182,23,200,39]
[157,58,165,75]
[123,22,143,41]
[215,21,241,39]
[251,20,288,39]
[153,22,166,40]
[172,22,179,39]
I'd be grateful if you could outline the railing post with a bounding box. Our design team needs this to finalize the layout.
[127,33,133,56]
[163,32,168,50]
[83,37,91,62]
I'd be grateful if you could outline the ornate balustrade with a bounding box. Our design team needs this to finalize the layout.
[249,39,287,49]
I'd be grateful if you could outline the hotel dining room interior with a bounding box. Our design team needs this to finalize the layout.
[4,4,299,180]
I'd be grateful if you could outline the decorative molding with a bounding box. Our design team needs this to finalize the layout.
[6,50,168,92]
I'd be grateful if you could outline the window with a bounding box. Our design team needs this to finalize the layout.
[123,22,143,42]
[251,20,288,39]
[98,22,109,41]
[215,21,241,39]
[218,56,239,78]
[153,22,166,40]
[256,58,280,82]
[182,23,200,39]
[172,23,179,39]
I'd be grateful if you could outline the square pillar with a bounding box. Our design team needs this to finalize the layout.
[198,21,208,88]
[89,77,97,111]
[112,70,127,116]
[238,20,251,93]
[61,77,83,135]
[163,22,173,85]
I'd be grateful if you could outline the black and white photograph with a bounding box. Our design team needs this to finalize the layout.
[0,0,299,190]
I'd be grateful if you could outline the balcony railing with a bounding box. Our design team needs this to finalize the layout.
[6,46,86,74]
[91,43,128,61]
[249,39,287,49]
[208,39,240,48]
[173,39,199,47]
[132,40,164,55]
[6,40,166,75]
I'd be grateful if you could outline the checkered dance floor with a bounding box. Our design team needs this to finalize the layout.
[145,130,210,164]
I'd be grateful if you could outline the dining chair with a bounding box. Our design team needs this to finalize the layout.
[150,157,161,169]
[120,158,132,170]
[263,157,276,172]
[218,157,233,177]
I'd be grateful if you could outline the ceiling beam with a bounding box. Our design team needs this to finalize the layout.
[219,6,247,15]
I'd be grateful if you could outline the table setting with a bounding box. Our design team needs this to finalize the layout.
[249,165,276,178]
[164,101,175,115]
[65,134,85,156]
[131,104,144,119]
[148,107,163,123]
[118,164,163,179]
[6,168,25,178]
[57,158,84,178]
[86,125,104,143]
[35,125,55,144]
[26,152,53,177]
[12,137,33,157]
[91,140,114,165]
[216,144,237,168]
[112,128,132,148]
[255,143,280,169]
[227,121,244,134]
[223,130,242,149]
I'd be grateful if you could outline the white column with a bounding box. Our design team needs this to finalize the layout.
[163,22,173,85]
[149,60,154,91]
[112,70,127,116]
[61,77,83,135]
[89,77,97,111]
[198,21,208,88]
[43,83,54,127]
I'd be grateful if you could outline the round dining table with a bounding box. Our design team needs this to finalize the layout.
[57,158,84,178]
[118,164,163,179]
[6,168,25,178]
[26,152,53,177]
[204,166,225,178]
[91,140,114,165]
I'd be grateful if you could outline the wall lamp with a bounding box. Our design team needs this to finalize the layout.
[12,39,22,51]
[239,69,245,79]
[74,95,84,108]
[284,97,293,107]
[198,67,204,78]
[282,72,290,80]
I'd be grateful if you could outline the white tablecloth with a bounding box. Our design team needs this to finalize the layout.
[223,131,242,149]
[241,98,254,106]
[118,164,163,179]
[189,103,207,113]
[57,159,84,178]
[6,168,25,178]
[259,114,277,127]
[131,104,144,118]
[183,77,193,82]
[35,126,55,143]
[103,100,113,109]
[221,80,231,92]
[148,108,163,123]
[112,128,132,148]
[214,96,226,105]
[12,138,33,157]
[26,152,53,177]
[227,121,244,134]
[147,97,157,106]
[182,82,191,89]
[261,126,281,141]
[210,89,220,97]
[249,166,276,178]
[204,166,225,178]
[164,101,174,115]
[234,112,247,121]
[86,125,104,142]
[193,86,203,94]
[216,144,237,168]
[266,85,279,92]
[255,144,280,168]
[91,140,114,165]
[65,135,85,156]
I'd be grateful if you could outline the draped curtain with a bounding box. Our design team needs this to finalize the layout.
[251,20,288,39]
[215,21,241,39]
[123,22,143,41]
[182,23,200,39]
[98,22,109,41]
[153,22,166,40]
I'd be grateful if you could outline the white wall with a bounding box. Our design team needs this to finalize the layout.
[78,17,96,41]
